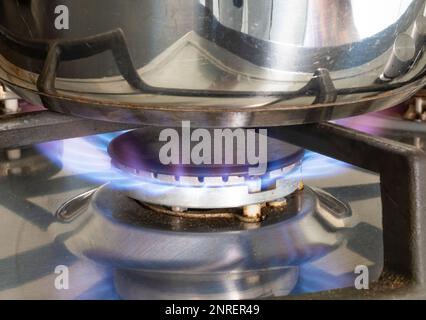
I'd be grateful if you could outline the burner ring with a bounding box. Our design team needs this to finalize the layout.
[55,185,354,299]
[118,161,301,209]
[108,128,304,209]
[59,185,352,271]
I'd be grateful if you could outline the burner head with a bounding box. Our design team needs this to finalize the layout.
[108,127,304,177]
[108,128,304,210]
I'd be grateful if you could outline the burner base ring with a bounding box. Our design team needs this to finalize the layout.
[54,185,355,299]
[113,266,299,300]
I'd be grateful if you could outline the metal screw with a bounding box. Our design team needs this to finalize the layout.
[268,198,288,208]
[404,96,426,122]
[5,148,23,175]
[247,177,262,194]
[6,148,21,160]
[243,177,263,220]
[243,204,262,220]
[414,97,425,122]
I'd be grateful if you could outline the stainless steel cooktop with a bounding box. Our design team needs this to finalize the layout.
[0,125,384,299]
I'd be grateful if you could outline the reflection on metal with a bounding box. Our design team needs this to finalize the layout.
[0,145,61,177]
[55,188,98,223]
[412,15,426,50]
[381,33,417,80]
[0,0,425,126]
[205,0,413,47]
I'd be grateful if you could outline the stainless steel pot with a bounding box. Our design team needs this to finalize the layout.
[0,0,426,127]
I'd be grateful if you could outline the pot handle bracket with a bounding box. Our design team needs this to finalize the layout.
[36,28,148,109]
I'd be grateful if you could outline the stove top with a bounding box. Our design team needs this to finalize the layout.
[0,122,384,299]
[1,93,426,299]
[0,1,426,302]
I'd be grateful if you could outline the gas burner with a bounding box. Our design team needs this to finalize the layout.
[50,128,355,300]
[53,184,355,300]
[108,128,304,220]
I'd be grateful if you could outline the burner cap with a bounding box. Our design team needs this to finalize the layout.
[108,127,304,177]
[108,127,304,209]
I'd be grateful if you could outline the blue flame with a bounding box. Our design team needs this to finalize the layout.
[300,150,350,179]
[37,132,350,190]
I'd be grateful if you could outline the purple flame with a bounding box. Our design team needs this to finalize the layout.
[37,131,350,191]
